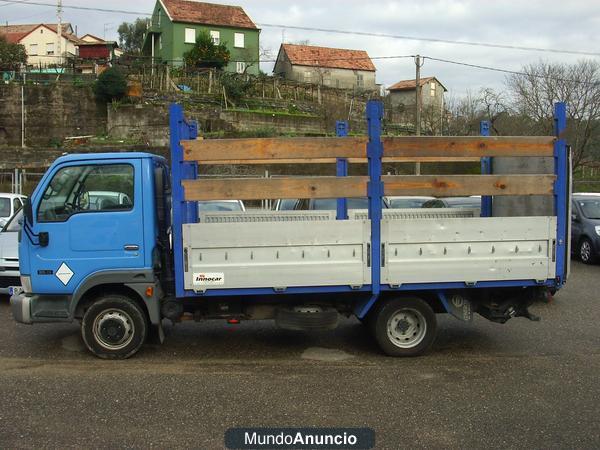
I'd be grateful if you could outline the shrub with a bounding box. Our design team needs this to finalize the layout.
[93,67,127,103]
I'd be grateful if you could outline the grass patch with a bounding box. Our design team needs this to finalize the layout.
[227,108,319,119]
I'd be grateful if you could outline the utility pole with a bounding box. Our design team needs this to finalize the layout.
[414,54,424,175]
[56,0,62,66]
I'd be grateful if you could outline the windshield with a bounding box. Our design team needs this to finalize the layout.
[446,198,481,208]
[0,198,10,217]
[198,201,243,213]
[312,198,388,210]
[578,199,600,219]
[3,208,23,232]
[389,198,431,208]
[275,199,298,211]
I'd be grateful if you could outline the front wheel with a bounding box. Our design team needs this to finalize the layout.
[371,297,437,357]
[579,238,596,264]
[81,294,148,359]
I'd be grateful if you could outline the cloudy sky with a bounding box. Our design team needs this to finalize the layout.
[2,0,599,96]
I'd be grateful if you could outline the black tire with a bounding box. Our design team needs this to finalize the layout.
[579,238,597,264]
[371,297,437,357]
[81,294,148,359]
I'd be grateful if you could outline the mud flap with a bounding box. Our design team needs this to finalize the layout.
[439,292,473,322]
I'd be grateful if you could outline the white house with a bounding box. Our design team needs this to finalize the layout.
[0,23,81,66]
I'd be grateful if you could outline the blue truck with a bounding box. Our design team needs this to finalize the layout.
[10,101,570,359]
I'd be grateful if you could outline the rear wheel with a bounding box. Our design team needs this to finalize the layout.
[371,297,437,357]
[579,238,596,264]
[81,294,148,359]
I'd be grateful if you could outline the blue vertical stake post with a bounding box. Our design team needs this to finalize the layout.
[170,103,199,298]
[336,120,349,220]
[553,102,568,285]
[365,100,384,308]
[480,120,492,217]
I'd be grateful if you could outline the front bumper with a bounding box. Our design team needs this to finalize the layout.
[0,270,21,295]
[10,292,32,324]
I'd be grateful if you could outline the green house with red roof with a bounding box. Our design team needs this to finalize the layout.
[143,0,260,75]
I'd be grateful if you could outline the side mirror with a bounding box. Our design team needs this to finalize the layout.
[23,198,34,225]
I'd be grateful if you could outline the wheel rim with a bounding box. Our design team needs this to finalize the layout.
[92,309,134,351]
[387,308,427,349]
[581,241,591,262]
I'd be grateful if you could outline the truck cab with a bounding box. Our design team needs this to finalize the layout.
[12,153,169,358]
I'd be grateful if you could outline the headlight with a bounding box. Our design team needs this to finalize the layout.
[596,226,600,237]
[20,275,32,293]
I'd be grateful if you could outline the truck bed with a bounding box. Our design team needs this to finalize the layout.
[183,209,557,292]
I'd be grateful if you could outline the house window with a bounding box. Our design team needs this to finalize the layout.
[236,61,246,74]
[303,72,312,82]
[234,32,244,48]
[29,44,38,55]
[46,43,54,55]
[210,30,220,45]
[357,73,364,88]
[185,28,196,44]
[157,9,161,27]
[430,82,436,97]
[159,35,162,50]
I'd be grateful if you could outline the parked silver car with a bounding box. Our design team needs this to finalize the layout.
[0,193,27,228]
[0,208,21,294]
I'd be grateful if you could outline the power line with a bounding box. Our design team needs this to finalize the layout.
[1,0,598,57]
[258,23,600,57]
[0,0,150,15]
[424,56,600,86]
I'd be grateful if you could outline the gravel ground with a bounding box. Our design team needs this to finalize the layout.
[0,261,598,449]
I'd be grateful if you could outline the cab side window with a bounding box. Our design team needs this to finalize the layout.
[37,164,134,222]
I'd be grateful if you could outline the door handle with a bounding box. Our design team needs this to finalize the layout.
[124,245,139,251]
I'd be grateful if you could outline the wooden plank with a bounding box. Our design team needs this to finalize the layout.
[382,136,555,157]
[183,176,368,201]
[382,175,556,196]
[199,156,482,165]
[182,137,368,162]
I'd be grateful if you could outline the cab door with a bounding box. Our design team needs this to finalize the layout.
[28,160,145,295]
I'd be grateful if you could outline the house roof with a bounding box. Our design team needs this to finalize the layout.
[0,24,33,43]
[160,0,258,30]
[80,33,105,43]
[279,44,376,72]
[0,23,81,44]
[79,41,118,48]
[388,76,447,92]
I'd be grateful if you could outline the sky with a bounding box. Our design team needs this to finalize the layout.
[1,0,599,97]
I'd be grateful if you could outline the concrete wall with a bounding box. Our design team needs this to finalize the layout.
[0,83,106,147]
[221,110,325,134]
[107,104,170,147]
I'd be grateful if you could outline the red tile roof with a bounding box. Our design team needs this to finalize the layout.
[388,76,447,91]
[280,44,376,72]
[0,24,36,43]
[0,23,81,44]
[161,0,257,29]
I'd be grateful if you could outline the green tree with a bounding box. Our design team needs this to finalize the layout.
[117,18,148,54]
[93,67,127,103]
[0,35,27,70]
[183,30,230,70]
